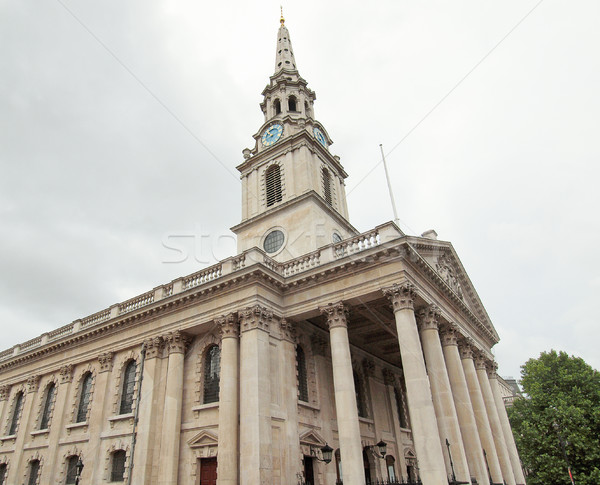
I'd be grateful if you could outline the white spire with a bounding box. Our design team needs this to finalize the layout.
[274,13,297,73]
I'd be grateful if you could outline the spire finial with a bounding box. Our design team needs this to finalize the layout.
[280,6,285,25]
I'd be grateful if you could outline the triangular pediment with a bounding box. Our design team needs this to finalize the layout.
[299,428,326,447]
[187,429,218,448]
[405,236,500,345]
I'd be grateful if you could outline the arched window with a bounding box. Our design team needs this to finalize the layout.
[0,463,7,485]
[39,382,56,429]
[8,391,24,435]
[27,459,40,485]
[65,455,79,484]
[288,96,297,112]
[203,346,221,404]
[354,371,367,418]
[386,455,396,481]
[296,346,309,402]
[274,98,281,115]
[119,361,136,415]
[111,450,126,482]
[76,373,93,423]
[265,165,283,207]
[322,168,333,206]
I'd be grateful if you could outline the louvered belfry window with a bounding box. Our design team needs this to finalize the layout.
[296,346,309,402]
[39,383,56,429]
[76,373,93,423]
[119,361,136,415]
[203,346,221,404]
[8,391,24,435]
[265,165,283,207]
[322,168,332,206]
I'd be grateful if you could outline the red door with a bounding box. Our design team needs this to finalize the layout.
[199,457,217,485]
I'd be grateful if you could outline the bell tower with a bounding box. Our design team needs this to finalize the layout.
[232,14,358,261]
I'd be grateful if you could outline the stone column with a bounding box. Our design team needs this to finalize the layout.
[417,306,471,483]
[239,305,273,485]
[132,337,164,485]
[320,302,365,485]
[217,314,240,485]
[460,341,503,484]
[440,325,488,485]
[158,330,189,485]
[488,364,527,485]
[382,284,447,485]
[280,319,302,484]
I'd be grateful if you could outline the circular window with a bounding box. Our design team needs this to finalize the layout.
[263,230,285,253]
[332,232,342,243]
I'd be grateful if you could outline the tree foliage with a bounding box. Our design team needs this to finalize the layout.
[508,350,600,485]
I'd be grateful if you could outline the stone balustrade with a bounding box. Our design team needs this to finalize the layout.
[0,223,403,363]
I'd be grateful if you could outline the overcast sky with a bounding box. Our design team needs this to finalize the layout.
[1,1,598,380]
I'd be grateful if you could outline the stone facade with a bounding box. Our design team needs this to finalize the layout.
[0,15,525,485]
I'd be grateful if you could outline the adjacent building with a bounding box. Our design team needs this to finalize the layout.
[0,15,525,485]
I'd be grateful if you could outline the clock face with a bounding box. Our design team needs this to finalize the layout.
[313,127,327,148]
[262,124,283,146]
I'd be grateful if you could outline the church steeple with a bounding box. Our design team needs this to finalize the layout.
[232,15,358,261]
[274,12,297,73]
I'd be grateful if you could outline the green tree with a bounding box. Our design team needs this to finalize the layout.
[508,350,600,485]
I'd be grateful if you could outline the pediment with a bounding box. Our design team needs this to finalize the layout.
[299,428,327,447]
[407,237,500,344]
[187,429,218,448]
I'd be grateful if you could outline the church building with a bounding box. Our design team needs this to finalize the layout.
[0,15,525,485]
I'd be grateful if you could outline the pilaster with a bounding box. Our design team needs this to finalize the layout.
[239,305,273,485]
[383,285,447,485]
[320,302,365,485]
[158,331,190,485]
[216,314,240,485]
[132,337,164,485]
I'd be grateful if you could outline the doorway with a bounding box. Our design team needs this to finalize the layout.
[198,457,217,485]
[303,456,315,485]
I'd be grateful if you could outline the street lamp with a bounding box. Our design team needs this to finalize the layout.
[311,443,334,464]
[367,440,388,460]
[74,456,84,485]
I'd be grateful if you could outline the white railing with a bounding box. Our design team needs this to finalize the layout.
[0,223,403,362]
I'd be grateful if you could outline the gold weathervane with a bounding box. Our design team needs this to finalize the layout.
[280,6,285,25]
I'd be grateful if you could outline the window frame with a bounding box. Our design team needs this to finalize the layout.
[76,372,93,423]
[8,390,24,435]
[203,345,221,404]
[119,360,137,415]
[39,382,56,430]
[110,449,127,482]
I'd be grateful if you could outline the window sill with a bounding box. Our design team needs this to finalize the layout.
[30,429,50,437]
[192,402,218,418]
[298,400,320,411]
[0,434,16,443]
[108,413,134,428]
[66,422,88,435]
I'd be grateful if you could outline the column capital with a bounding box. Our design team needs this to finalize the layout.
[279,318,296,343]
[165,330,191,355]
[440,323,460,347]
[382,368,396,386]
[458,339,475,360]
[474,356,488,371]
[26,375,40,393]
[239,305,273,333]
[363,358,376,377]
[216,313,239,339]
[0,384,10,401]
[144,336,164,359]
[98,351,114,373]
[486,361,499,379]
[416,304,441,332]
[382,283,417,311]
[319,302,349,330]
[310,334,328,357]
[60,364,74,384]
